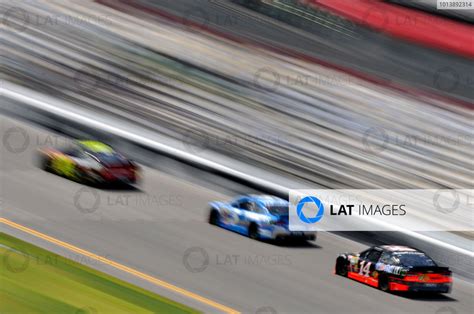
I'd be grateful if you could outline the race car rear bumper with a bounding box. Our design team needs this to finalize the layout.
[389,281,452,293]
[99,168,138,183]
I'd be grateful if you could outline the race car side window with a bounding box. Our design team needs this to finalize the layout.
[379,252,392,264]
[64,147,82,158]
[366,250,382,263]
[359,249,370,259]
[252,204,266,214]
[239,201,256,211]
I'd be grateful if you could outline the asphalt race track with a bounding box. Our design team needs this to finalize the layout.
[1,117,473,314]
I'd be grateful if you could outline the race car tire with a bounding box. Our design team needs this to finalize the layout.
[378,275,390,292]
[73,166,91,185]
[248,223,260,240]
[40,156,52,171]
[335,258,348,277]
[209,210,220,225]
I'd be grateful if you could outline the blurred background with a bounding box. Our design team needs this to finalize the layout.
[2,0,472,188]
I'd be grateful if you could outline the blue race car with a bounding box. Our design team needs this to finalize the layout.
[208,195,317,241]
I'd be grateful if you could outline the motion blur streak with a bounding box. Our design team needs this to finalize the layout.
[0,217,241,314]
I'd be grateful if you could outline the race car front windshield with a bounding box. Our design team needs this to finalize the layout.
[91,152,127,164]
[393,252,437,267]
[266,205,288,215]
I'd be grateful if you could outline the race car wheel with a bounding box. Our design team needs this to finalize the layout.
[378,275,390,292]
[335,258,348,277]
[73,166,90,184]
[40,156,52,171]
[248,223,260,240]
[209,210,220,225]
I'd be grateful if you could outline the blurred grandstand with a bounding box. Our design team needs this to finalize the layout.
[2,0,472,191]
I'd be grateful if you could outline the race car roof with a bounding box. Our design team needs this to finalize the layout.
[247,195,288,206]
[380,245,418,252]
[78,140,114,154]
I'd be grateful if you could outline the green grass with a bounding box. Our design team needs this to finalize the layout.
[0,233,200,314]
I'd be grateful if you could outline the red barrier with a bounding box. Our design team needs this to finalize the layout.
[308,0,474,59]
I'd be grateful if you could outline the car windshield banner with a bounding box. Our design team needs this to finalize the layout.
[289,189,473,231]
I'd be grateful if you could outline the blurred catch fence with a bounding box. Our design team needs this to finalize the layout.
[2,1,473,189]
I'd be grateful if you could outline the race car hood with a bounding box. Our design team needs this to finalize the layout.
[209,201,229,209]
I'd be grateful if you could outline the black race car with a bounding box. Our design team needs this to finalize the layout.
[335,245,452,293]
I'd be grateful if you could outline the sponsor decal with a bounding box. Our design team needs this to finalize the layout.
[419,274,429,282]
[375,262,385,271]
[376,263,407,275]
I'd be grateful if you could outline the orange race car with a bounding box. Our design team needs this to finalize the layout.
[335,245,452,294]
